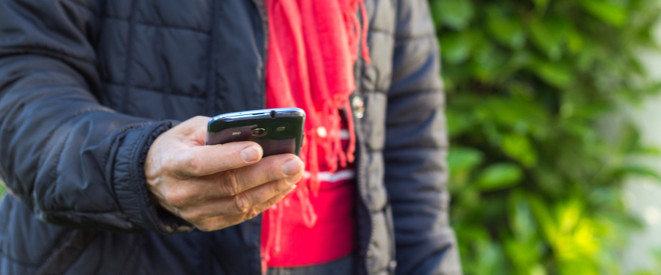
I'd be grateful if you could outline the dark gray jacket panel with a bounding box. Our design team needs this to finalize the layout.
[0,0,461,274]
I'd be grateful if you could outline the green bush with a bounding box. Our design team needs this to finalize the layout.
[430,0,661,274]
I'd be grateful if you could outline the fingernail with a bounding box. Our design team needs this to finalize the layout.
[282,158,303,176]
[241,146,260,163]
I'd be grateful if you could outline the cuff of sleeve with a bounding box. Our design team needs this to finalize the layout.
[113,120,194,234]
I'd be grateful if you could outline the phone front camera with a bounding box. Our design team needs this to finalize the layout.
[251,128,267,137]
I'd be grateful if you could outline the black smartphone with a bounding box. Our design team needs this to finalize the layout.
[206,108,305,157]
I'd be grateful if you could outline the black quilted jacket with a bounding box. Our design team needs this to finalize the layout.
[0,0,461,274]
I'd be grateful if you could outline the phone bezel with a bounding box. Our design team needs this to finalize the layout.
[206,108,305,156]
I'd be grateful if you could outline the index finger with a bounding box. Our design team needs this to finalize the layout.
[172,141,263,178]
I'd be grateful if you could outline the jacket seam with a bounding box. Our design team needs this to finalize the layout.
[361,88,388,94]
[103,16,212,34]
[204,0,220,115]
[382,144,445,152]
[388,88,441,97]
[37,208,124,215]
[102,81,203,98]
[0,249,40,267]
[368,28,394,37]
[63,0,100,18]
[0,48,94,65]
[35,230,97,275]
[371,28,436,41]
[66,1,211,34]
[364,147,384,153]
[394,32,436,42]
[354,7,375,275]
[119,0,138,113]
[252,0,269,109]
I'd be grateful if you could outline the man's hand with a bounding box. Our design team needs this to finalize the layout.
[144,116,304,231]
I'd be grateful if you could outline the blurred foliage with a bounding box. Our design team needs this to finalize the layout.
[430,0,661,274]
[632,249,661,275]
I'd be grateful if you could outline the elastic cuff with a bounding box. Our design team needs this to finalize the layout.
[113,120,193,233]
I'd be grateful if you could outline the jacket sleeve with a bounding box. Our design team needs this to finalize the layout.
[383,0,462,274]
[0,0,191,233]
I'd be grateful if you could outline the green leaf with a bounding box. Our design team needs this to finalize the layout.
[580,0,628,27]
[635,145,661,156]
[432,0,474,30]
[508,191,536,239]
[529,59,572,88]
[486,7,525,49]
[566,26,585,53]
[476,163,523,191]
[528,195,558,244]
[532,0,549,13]
[617,165,661,181]
[557,199,583,233]
[504,238,539,273]
[446,108,475,137]
[439,33,471,64]
[530,264,547,275]
[502,134,538,167]
[448,146,485,191]
[470,42,507,82]
[527,17,567,60]
[448,146,484,175]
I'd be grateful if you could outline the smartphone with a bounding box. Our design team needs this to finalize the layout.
[206,108,305,157]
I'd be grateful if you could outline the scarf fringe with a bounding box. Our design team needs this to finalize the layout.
[262,0,369,266]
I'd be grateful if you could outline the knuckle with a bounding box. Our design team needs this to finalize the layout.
[196,223,216,232]
[265,194,283,209]
[183,156,202,175]
[223,170,242,196]
[194,216,221,232]
[160,159,177,174]
[184,116,206,128]
[232,193,251,214]
[192,115,208,123]
[166,188,191,208]
[244,208,260,220]
[196,217,234,232]
[179,209,200,223]
[274,179,290,193]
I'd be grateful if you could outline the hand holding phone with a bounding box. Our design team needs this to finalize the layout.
[145,116,304,232]
[207,108,305,157]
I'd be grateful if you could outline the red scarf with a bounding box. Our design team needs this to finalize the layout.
[263,0,369,262]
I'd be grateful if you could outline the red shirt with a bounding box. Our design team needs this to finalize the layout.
[261,128,355,267]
